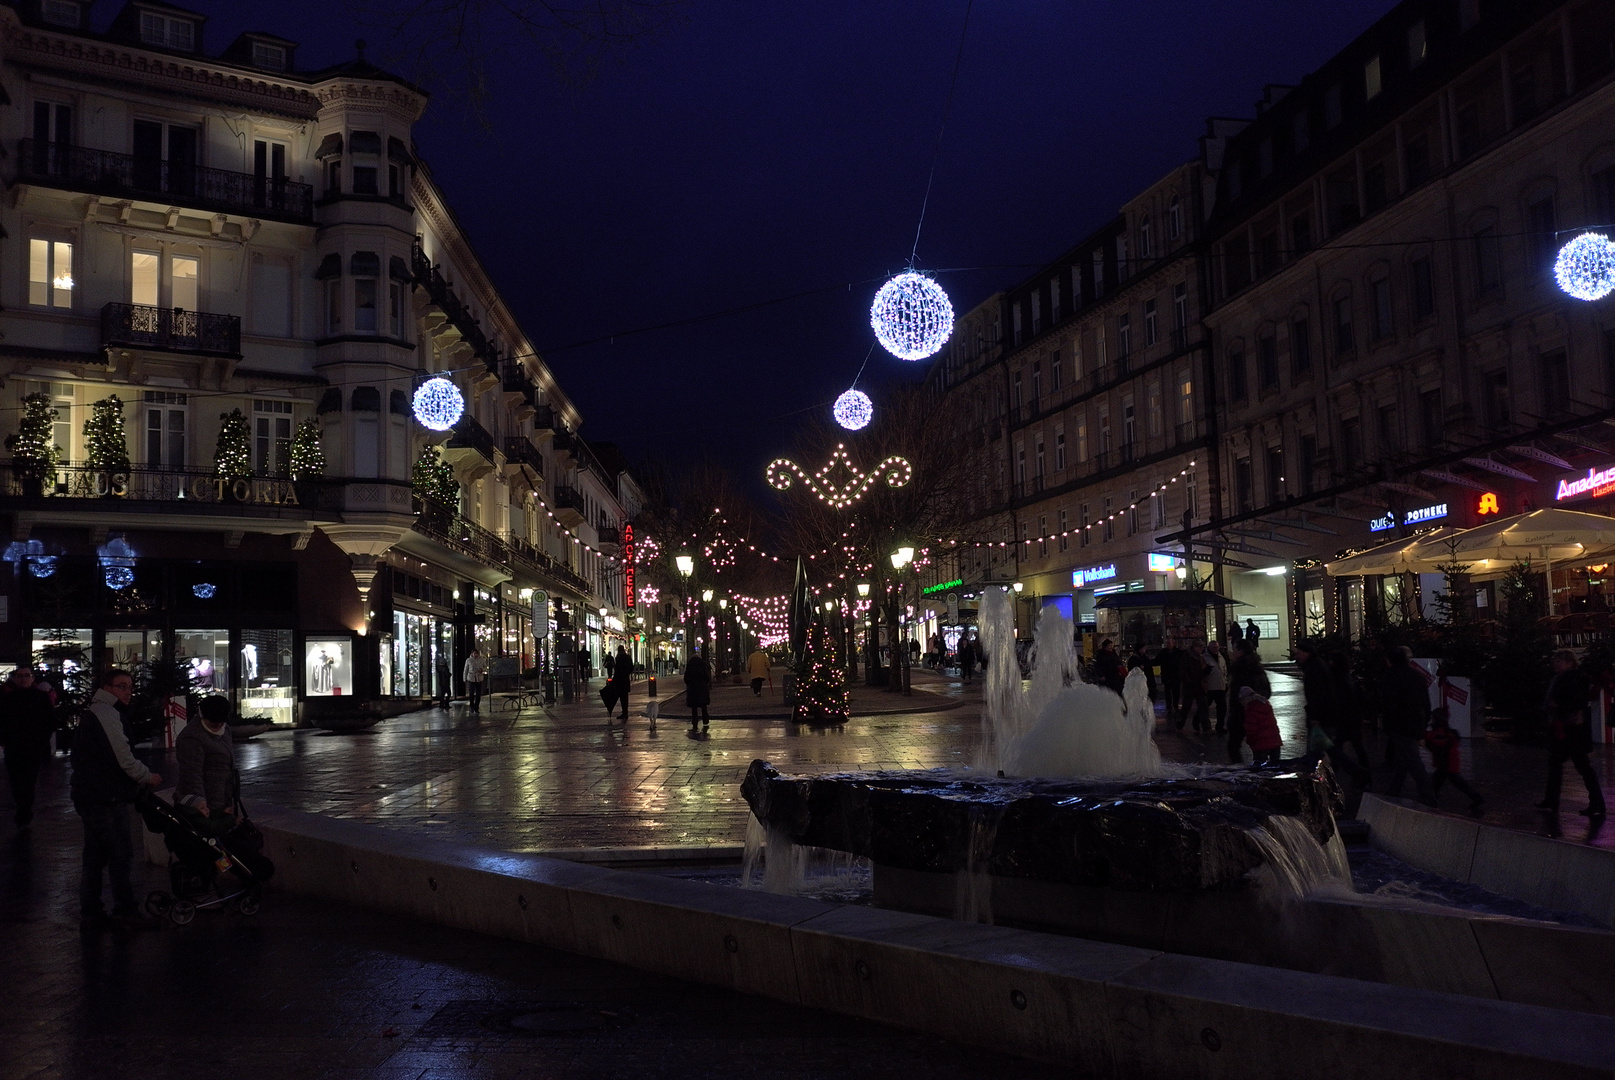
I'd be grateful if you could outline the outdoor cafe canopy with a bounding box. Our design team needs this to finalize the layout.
[1324,509,1615,577]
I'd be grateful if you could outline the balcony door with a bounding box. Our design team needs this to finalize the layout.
[144,391,187,471]
[31,100,71,176]
[132,247,199,309]
[132,120,198,197]
[253,139,288,211]
[253,400,292,476]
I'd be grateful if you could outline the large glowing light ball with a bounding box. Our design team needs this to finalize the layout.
[1554,232,1615,301]
[833,389,873,431]
[412,377,465,431]
[870,271,954,361]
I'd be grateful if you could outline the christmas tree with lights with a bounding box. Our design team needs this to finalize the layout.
[7,392,60,491]
[793,620,849,725]
[412,443,459,508]
[214,408,251,480]
[288,418,325,480]
[83,395,130,474]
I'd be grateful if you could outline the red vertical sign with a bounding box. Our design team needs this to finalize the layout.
[624,524,635,610]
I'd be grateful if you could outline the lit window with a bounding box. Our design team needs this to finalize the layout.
[1364,55,1382,100]
[29,238,74,308]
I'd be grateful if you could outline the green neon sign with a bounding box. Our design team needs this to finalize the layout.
[922,578,963,596]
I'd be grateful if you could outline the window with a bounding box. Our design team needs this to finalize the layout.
[130,249,198,310]
[133,120,197,196]
[1016,445,1026,485]
[1144,299,1157,346]
[26,381,73,464]
[1127,491,1138,536]
[1364,55,1382,100]
[1051,351,1062,390]
[1291,211,1312,256]
[1420,389,1443,447]
[1038,516,1048,558]
[1526,196,1557,271]
[1177,374,1193,427]
[352,252,380,333]
[1103,498,1114,542]
[1058,510,1069,552]
[1324,84,1342,128]
[1099,413,1112,454]
[1257,334,1279,391]
[1266,446,1285,504]
[252,41,288,70]
[1257,230,1280,274]
[1173,282,1188,333]
[1474,227,1503,294]
[1031,361,1042,403]
[40,0,81,28]
[1541,349,1570,416]
[31,100,72,176]
[1093,249,1105,298]
[1456,103,1484,158]
[1292,109,1310,154]
[1235,458,1253,512]
[1485,370,1511,430]
[1594,165,1615,227]
[1139,216,1152,258]
[1117,236,1130,280]
[389,280,406,338]
[1076,415,1088,461]
[1363,163,1388,212]
[1035,435,1045,479]
[1411,257,1435,321]
[131,249,159,306]
[1258,139,1273,179]
[1168,195,1182,239]
[1339,417,1362,470]
[140,11,196,50]
[251,254,292,337]
[1013,304,1023,345]
[253,139,289,211]
[28,239,74,308]
[1290,318,1312,379]
[325,159,341,196]
[1299,434,1317,494]
[1407,19,1427,67]
[1378,404,1400,453]
[1405,133,1431,187]
[1051,278,1061,322]
[1227,348,1247,403]
[1459,0,1480,31]
[1055,431,1066,470]
[253,400,293,476]
[1153,491,1167,530]
[1148,381,1162,437]
[1012,371,1022,410]
[1186,471,1198,519]
[143,391,187,469]
[1122,403,1136,450]
[1031,291,1042,334]
[1080,504,1090,546]
[323,279,342,336]
[353,165,379,196]
[1333,295,1354,354]
[1117,313,1131,359]
[1370,276,1393,341]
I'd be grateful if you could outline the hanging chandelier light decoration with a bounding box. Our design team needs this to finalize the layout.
[411,377,465,431]
[767,443,911,509]
[870,271,954,360]
[833,388,874,431]
[1554,232,1615,301]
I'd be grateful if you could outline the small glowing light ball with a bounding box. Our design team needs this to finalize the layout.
[192,583,217,599]
[870,271,954,361]
[1554,232,1615,301]
[104,566,134,590]
[412,377,465,431]
[833,389,873,431]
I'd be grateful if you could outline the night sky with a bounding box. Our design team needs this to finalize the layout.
[180,1,1397,480]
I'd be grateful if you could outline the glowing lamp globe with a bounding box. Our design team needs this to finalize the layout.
[1554,232,1615,301]
[833,389,873,431]
[870,271,954,361]
[412,377,465,431]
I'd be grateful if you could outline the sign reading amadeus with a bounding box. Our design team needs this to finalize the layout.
[1072,563,1118,588]
[1556,464,1615,503]
[1369,502,1447,532]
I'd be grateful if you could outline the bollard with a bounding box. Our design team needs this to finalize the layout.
[648,675,658,698]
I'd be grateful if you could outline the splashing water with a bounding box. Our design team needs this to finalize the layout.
[741,812,869,899]
[978,588,1167,779]
[953,805,1001,924]
[1243,814,1353,900]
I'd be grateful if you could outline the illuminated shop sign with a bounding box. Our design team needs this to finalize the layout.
[922,577,963,596]
[1370,503,1448,531]
[1556,465,1615,502]
[1477,492,1500,516]
[1147,553,1182,572]
[624,524,635,609]
[1072,563,1118,588]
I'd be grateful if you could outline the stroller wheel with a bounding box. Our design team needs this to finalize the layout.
[237,891,261,917]
[146,891,172,917]
[168,899,197,926]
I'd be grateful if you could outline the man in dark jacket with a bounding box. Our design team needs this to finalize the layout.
[609,646,633,722]
[72,668,161,928]
[1155,640,1182,721]
[1095,640,1127,696]
[1538,649,1606,833]
[1245,619,1262,648]
[1,668,55,826]
[1297,641,1369,786]
[1382,647,1436,806]
[1225,640,1269,763]
[1126,643,1157,702]
[684,649,712,730]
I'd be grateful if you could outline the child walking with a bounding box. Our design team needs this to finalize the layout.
[1422,707,1484,817]
[1238,685,1283,765]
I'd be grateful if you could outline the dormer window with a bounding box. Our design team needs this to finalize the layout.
[140,11,196,51]
[252,41,287,70]
[40,0,82,28]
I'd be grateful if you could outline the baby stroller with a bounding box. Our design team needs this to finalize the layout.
[136,791,275,925]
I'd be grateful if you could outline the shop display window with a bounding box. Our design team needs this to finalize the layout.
[31,627,91,680]
[176,629,230,691]
[240,628,295,725]
[305,636,353,696]
[105,629,161,671]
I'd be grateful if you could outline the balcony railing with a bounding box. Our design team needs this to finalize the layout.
[554,486,586,516]
[102,302,240,357]
[413,245,500,373]
[596,526,622,548]
[20,140,314,223]
[446,412,497,464]
[532,405,558,433]
[502,362,536,402]
[502,437,544,476]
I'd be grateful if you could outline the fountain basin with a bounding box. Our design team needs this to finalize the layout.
[740,757,1343,892]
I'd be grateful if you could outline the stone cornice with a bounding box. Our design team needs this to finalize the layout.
[311,79,427,123]
[2,18,322,121]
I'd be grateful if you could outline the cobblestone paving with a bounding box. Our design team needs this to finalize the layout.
[0,770,1068,1080]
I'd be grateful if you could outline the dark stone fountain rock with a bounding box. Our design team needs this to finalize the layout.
[741,758,1343,892]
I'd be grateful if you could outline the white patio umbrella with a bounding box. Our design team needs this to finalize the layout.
[1401,508,1615,570]
[1323,527,1463,576]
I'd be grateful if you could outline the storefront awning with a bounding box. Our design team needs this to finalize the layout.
[1095,591,1242,609]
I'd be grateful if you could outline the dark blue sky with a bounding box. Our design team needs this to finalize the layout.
[185,0,1397,475]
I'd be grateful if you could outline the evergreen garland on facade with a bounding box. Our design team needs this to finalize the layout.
[793,621,849,724]
[6,392,61,486]
[412,443,459,507]
[288,418,325,480]
[83,395,131,474]
[214,408,252,480]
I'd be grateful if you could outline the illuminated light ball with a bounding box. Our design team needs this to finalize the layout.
[192,582,217,599]
[104,566,134,590]
[870,271,954,361]
[1554,232,1615,301]
[412,377,465,431]
[833,389,874,431]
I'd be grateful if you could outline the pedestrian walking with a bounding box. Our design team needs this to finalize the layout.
[435,652,453,709]
[957,635,977,685]
[1423,707,1484,817]
[1382,647,1437,807]
[746,647,772,697]
[1095,640,1127,696]
[1537,649,1606,833]
[71,668,161,929]
[1225,639,1269,763]
[1296,639,1369,786]
[608,646,632,722]
[1239,686,1283,765]
[462,647,488,713]
[1156,640,1183,721]
[175,695,238,836]
[1245,619,1262,648]
[1180,642,1210,733]
[1126,643,1157,702]
[684,649,712,730]
[1,668,55,827]
[1203,640,1229,734]
[1326,651,1374,777]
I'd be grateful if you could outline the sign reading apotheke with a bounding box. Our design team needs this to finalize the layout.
[1556,464,1615,503]
[1072,563,1118,588]
[1370,502,1448,531]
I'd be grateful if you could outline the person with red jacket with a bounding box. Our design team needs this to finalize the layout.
[1422,707,1483,817]
[1237,686,1282,765]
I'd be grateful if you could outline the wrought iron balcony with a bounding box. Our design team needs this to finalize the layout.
[532,405,557,434]
[502,437,544,476]
[20,140,314,223]
[446,412,497,464]
[596,525,622,551]
[502,362,535,400]
[101,303,241,357]
[412,244,500,373]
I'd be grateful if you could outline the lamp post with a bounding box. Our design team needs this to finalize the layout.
[718,595,729,677]
[890,545,914,695]
[855,581,870,683]
[675,552,694,668]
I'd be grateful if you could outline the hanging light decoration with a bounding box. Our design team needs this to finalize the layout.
[1554,232,1615,301]
[833,389,873,431]
[411,377,465,431]
[870,271,953,360]
[767,443,912,509]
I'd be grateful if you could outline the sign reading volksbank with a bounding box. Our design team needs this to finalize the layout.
[1072,563,1118,588]
[1556,464,1615,503]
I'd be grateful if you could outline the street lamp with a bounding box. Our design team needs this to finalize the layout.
[1012,581,1024,593]
[889,544,916,695]
[675,552,694,670]
[702,589,714,602]
[856,581,870,598]
[675,553,694,578]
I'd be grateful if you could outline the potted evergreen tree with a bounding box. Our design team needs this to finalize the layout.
[214,408,251,498]
[83,395,130,494]
[7,392,60,497]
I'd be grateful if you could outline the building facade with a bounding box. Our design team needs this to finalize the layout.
[0,0,638,719]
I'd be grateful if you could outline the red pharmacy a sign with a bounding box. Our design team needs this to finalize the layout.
[1476,492,1500,516]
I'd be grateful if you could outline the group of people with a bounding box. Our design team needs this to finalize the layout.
[924,632,983,685]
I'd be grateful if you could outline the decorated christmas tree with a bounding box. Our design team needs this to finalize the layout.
[288,418,325,480]
[214,408,251,480]
[793,620,849,724]
[412,443,459,507]
[6,391,60,489]
[83,395,131,474]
